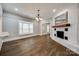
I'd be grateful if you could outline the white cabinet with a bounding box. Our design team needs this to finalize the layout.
[0,32,9,50]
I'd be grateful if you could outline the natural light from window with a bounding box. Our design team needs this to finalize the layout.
[19,21,33,35]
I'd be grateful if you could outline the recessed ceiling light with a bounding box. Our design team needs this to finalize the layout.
[14,8,18,11]
[53,9,56,12]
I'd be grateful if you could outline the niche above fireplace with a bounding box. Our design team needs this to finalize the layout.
[55,11,68,25]
[52,10,71,28]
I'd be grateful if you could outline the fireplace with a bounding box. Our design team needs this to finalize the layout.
[57,31,64,39]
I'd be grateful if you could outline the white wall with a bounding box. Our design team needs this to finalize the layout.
[77,4,79,46]
[50,4,79,54]
[0,4,2,32]
[0,4,2,50]
[2,12,40,42]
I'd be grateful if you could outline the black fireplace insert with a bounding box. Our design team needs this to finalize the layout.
[57,31,64,39]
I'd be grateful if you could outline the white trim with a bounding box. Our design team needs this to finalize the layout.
[3,34,39,42]
[19,33,34,35]
[39,32,49,36]
[42,33,49,35]
[50,35,79,54]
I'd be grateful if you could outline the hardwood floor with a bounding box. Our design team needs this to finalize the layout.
[0,35,79,56]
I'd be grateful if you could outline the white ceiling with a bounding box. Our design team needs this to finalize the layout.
[2,3,77,20]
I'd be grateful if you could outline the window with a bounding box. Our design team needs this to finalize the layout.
[23,23,29,34]
[19,21,33,35]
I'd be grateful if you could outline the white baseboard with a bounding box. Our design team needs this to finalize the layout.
[50,35,79,54]
[3,34,39,42]
[40,33,49,36]
[3,33,48,42]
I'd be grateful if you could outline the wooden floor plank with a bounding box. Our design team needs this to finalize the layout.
[0,35,78,56]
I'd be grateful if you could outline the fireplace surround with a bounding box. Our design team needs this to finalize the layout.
[54,28,68,40]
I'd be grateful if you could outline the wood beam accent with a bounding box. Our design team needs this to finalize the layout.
[52,23,70,28]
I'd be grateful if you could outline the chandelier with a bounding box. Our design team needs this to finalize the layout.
[35,9,43,21]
